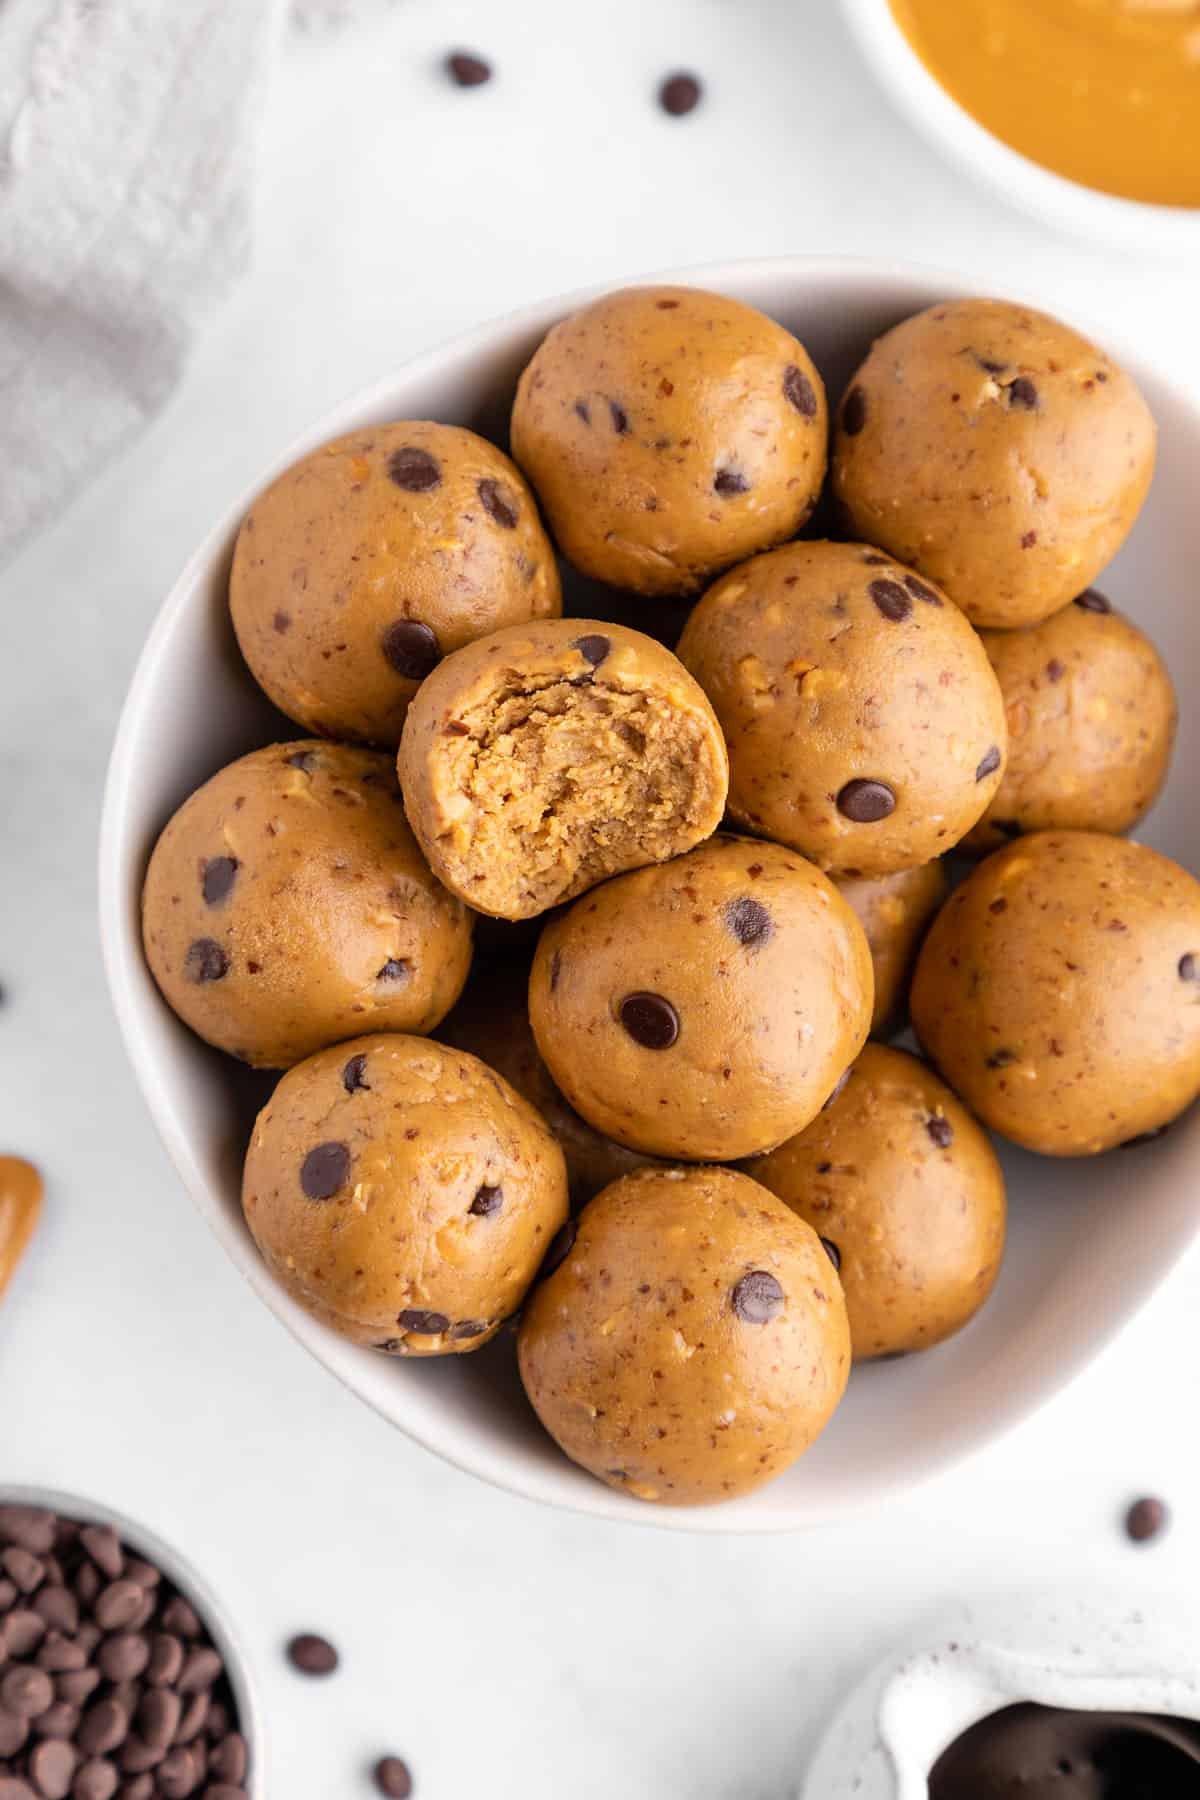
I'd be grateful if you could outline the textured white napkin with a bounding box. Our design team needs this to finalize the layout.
[0,0,290,566]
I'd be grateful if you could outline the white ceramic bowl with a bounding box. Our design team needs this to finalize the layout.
[99,255,1200,1533]
[840,0,1200,257]
[0,1484,264,1795]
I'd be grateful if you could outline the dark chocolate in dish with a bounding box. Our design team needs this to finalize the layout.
[928,1702,1200,1798]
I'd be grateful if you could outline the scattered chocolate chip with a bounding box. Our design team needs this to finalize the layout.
[976,355,1007,375]
[183,939,228,984]
[469,1184,503,1217]
[1125,1496,1168,1543]
[286,749,318,773]
[603,401,629,439]
[783,365,817,418]
[975,745,1002,781]
[286,1634,339,1677]
[397,1309,450,1335]
[448,1320,488,1341]
[869,578,913,623]
[201,857,239,907]
[1046,658,1066,683]
[713,467,750,497]
[374,1756,414,1798]
[619,991,680,1049]
[549,949,563,992]
[1020,529,1038,549]
[445,49,491,87]
[841,386,868,436]
[1007,377,1039,410]
[986,1049,1017,1069]
[1179,953,1199,982]
[300,1142,350,1202]
[926,1116,954,1149]
[387,446,441,492]
[381,619,441,681]
[903,574,942,606]
[724,897,772,947]
[571,634,611,671]
[820,1238,841,1272]
[540,1219,577,1280]
[573,399,590,425]
[477,478,518,529]
[272,610,290,634]
[836,779,896,823]
[342,1053,370,1094]
[731,1270,785,1324]
[658,71,702,116]
[377,958,410,983]
[1074,589,1112,613]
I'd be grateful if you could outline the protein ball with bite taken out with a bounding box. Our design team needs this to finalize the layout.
[510,285,827,596]
[911,831,1200,1156]
[242,1034,568,1353]
[398,619,728,920]
[835,862,948,1036]
[518,1165,851,1505]
[676,540,1007,876]
[142,743,472,1068]
[963,591,1177,854]
[832,298,1156,629]
[746,1045,1006,1360]
[229,421,561,746]
[528,835,873,1161]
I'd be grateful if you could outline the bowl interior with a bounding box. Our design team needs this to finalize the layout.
[100,257,1200,1531]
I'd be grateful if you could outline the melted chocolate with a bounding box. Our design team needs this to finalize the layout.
[929,1704,1200,1798]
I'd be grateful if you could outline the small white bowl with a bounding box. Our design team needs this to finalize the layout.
[840,0,1200,256]
[0,1483,264,1795]
[99,255,1200,1533]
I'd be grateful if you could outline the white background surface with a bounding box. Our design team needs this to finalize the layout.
[3,3,1199,1796]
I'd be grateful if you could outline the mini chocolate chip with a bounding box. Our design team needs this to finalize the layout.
[731,1270,784,1324]
[658,71,702,115]
[868,578,913,622]
[342,1053,370,1093]
[724,897,772,947]
[286,749,318,772]
[201,857,239,906]
[387,446,441,491]
[272,610,290,634]
[977,355,1007,375]
[713,467,750,497]
[903,574,942,606]
[836,779,896,823]
[469,1184,503,1217]
[1046,658,1066,682]
[975,745,1002,781]
[446,50,491,86]
[783,364,817,418]
[477,477,518,528]
[1180,953,1199,982]
[448,1320,488,1341]
[1074,588,1112,613]
[374,1757,414,1798]
[1120,1126,1170,1149]
[1125,1496,1169,1543]
[184,939,227,984]
[926,1116,954,1148]
[549,949,563,991]
[300,1142,350,1201]
[609,399,629,435]
[571,633,611,668]
[574,399,590,425]
[986,1049,1016,1069]
[1021,529,1038,549]
[823,1069,851,1110]
[1006,376,1039,410]
[619,992,680,1049]
[841,386,868,436]
[397,1309,450,1335]
[377,958,410,982]
[286,1633,338,1676]
[820,1238,841,1272]
[381,619,441,680]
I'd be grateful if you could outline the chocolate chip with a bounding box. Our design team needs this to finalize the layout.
[78,1528,123,1581]
[2,1547,43,1592]
[158,1598,200,1640]
[173,1691,209,1744]
[156,1747,198,1799]
[210,1735,247,1785]
[4,1612,45,1657]
[976,355,1007,375]
[713,467,750,497]
[820,1238,841,1272]
[1074,588,1112,613]
[836,779,896,823]
[27,1739,75,1799]
[96,1635,148,1684]
[0,1511,56,1555]
[573,399,590,425]
[724,897,772,947]
[183,939,227,984]
[70,1762,117,1800]
[903,574,942,606]
[608,399,629,435]
[549,949,563,992]
[0,1715,29,1760]
[31,1700,77,1739]
[54,1672,98,1709]
[92,1583,143,1633]
[841,386,868,436]
[342,1053,370,1093]
[272,610,290,634]
[731,1270,785,1324]
[387,446,441,491]
[446,49,491,86]
[658,71,702,116]
[1007,377,1039,410]
[448,1319,488,1341]
[975,745,1002,781]
[783,365,817,418]
[469,1185,503,1217]
[1020,529,1038,549]
[619,991,680,1049]
[381,619,441,680]
[926,1116,954,1148]
[477,477,518,529]
[868,578,913,623]
[986,1049,1016,1069]
[571,633,611,668]
[35,1635,84,1674]
[1,1665,53,1718]
[300,1142,350,1201]
[1179,953,1199,982]
[286,1633,338,1677]
[397,1309,450,1335]
[133,1690,179,1752]
[145,1634,183,1688]
[540,1218,577,1279]
[1125,1496,1168,1543]
[1046,658,1066,683]
[200,857,239,908]
[286,749,318,772]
